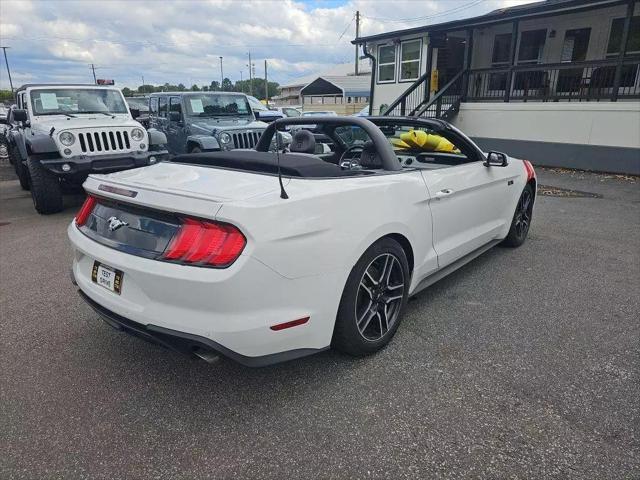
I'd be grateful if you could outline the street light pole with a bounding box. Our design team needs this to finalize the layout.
[247,52,253,96]
[1,46,14,92]
[219,56,224,89]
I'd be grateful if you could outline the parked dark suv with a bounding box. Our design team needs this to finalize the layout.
[148,92,270,154]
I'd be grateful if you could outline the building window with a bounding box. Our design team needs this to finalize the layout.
[399,39,421,81]
[518,29,547,64]
[492,33,512,65]
[607,16,640,55]
[561,28,591,62]
[377,44,396,83]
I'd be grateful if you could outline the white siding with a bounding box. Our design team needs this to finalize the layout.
[453,101,640,149]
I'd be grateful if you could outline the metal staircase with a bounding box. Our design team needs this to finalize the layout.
[382,69,466,121]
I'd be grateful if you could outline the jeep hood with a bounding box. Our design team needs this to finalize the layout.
[189,118,267,134]
[30,114,141,133]
[84,162,282,210]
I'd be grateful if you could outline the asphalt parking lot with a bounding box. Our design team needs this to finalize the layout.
[1,165,638,479]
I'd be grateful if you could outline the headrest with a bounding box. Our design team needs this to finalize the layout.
[359,141,383,169]
[290,130,316,154]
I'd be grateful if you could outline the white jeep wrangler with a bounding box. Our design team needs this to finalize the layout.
[6,84,168,214]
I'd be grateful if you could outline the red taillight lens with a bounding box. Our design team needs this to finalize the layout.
[75,195,97,226]
[523,160,536,181]
[162,218,246,267]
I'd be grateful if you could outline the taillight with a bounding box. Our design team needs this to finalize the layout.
[75,195,97,226]
[523,160,536,181]
[162,218,246,267]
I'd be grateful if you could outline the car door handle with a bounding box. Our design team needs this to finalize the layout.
[435,189,454,199]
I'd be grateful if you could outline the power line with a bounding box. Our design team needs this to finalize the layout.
[337,14,356,42]
[362,0,486,23]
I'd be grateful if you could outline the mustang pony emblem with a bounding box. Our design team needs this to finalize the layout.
[107,216,128,232]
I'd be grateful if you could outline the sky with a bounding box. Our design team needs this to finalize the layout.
[0,0,531,91]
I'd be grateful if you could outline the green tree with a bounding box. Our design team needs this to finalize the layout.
[190,84,200,91]
[122,87,132,97]
[221,77,234,92]
[209,80,220,91]
[0,89,15,103]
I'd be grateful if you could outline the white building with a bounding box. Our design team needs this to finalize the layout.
[354,0,640,174]
[274,64,371,114]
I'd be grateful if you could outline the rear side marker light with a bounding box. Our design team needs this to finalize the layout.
[523,160,536,181]
[75,195,97,226]
[270,317,310,331]
[162,218,246,267]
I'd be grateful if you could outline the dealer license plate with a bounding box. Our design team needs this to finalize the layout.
[91,261,123,294]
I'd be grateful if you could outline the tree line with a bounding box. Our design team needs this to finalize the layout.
[122,78,280,101]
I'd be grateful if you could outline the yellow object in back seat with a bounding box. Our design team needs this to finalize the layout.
[400,130,460,153]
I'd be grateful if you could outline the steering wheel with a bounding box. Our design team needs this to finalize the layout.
[338,144,365,169]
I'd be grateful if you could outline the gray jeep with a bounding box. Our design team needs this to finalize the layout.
[6,84,169,214]
[148,92,270,154]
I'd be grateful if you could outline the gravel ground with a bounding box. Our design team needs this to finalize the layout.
[0,165,638,479]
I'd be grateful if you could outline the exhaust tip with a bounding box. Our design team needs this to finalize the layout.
[192,348,220,364]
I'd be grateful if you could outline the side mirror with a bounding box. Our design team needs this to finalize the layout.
[129,107,140,118]
[13,109,28,123]
[168,111,182,122]
[485,150,508,167]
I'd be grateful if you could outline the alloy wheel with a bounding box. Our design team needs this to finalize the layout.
[355,253,405,341]
[514,188,532,238]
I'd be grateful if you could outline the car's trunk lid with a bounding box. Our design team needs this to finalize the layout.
[83,162,281,218]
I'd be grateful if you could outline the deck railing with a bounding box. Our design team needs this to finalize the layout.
[467,58,640,102]
[382,71,430,116]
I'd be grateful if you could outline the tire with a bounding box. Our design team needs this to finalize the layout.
[27,156,63,214]
[8,145,30,190]
[190,146,202,153]
[332,237,410,356]
[502,183,534,248]
[16,161,30,191]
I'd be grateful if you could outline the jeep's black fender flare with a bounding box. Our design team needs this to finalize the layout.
[26,134,59,157]
[187,135,220,151]
[146,128,167,146]
[8,129,29,161]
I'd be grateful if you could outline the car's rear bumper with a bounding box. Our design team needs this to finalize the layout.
[78,289,326,367]
[40,150,169,176]
[68,221,344,364]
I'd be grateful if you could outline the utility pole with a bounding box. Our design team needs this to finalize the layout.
[219,56,224,88]
[264,60,269,104]
[247,52,253,96]
[141,75,145,92]
[239,71,244,93]
[355,11,360,75]
[1,46,14,92]
[89,63,97,84]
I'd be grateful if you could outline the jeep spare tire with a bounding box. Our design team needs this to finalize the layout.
[27,157,63,214]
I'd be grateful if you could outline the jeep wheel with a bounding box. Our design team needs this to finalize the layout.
[8,146,30,190]
[190,146,202,153]
[27,156,63,214]
[15,159,31,191]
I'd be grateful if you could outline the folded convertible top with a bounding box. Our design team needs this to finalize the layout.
[171,150,352,178]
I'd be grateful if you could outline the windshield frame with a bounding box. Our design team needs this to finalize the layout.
[28,88,129,116]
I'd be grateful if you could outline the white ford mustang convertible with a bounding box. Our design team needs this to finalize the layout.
[68,116,536,366]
